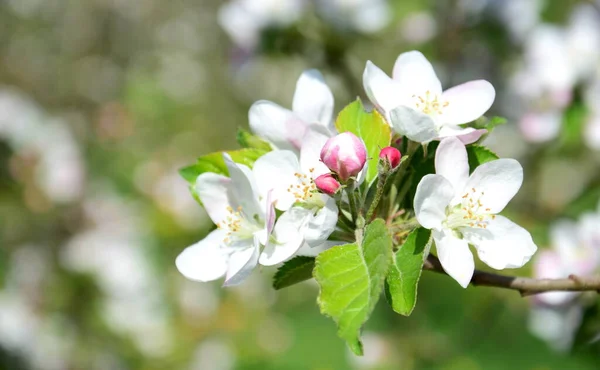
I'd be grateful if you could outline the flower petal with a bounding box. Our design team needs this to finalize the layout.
[437,125,487,144]
[304,197,338,247]
[363,60,403,118]
[223,235,261,286]
[259,207,310,266]
[252,150,300,211]
[414,174,454,230]
[176,229,228,282]
[440,80,495,125]
[392,50,442,95]
[433,228,474,288]
[249,100,306,151]
[464,215,537,270]
[195,172,234,225]
[464,158,523,213]
[292,69,334,130]
[297,240,345,257]
[435,137,469,199]
[223,154,263,219]
[519,111,562,143]
[390,106,438,143]
[300,124,331,177]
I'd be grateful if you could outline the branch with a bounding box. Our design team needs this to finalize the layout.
[424,255,600,297]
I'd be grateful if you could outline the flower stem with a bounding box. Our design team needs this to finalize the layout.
[346,186,359,225]
[365,172,389,222]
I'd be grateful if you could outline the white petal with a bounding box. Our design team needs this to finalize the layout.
[292,69,334,130]
[304,197,338,247]
[252,150,300,211]
[464,158,523,213]
[519,111,562,143]
[550,219,580,260]
[297,240,345,257]
[176,229,228,282]
[392,50,442,95]
[223,154,263,219]
[440,80,495,125]
[435,137,469,199]
[259,207,310,266]
[437,125,487,144]
[195,172,234,225]
[532,250,578,305]
[414,174,454,230]
[249,100,306,151]
[390,106,438,143]
[363,60,403,118]
[223,235,261,286]
[300,124,331,177]
[433,228,474,288]
[464,215,537,270]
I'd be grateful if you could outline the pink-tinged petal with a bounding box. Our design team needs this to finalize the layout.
[435,137,469,200]
[265,189,276,237]
[433,228,474,288]
[195,172,235,225]
[292,69,334,130]
[440,80,495,125]
[252,150,300,211]
[223,154,262,219]
[304,197,338,247]
[320,132,367,181]
[437,125,487,144]
[518,111,562,143]
[223,235,261,286]
[414,174,454,230]
[176,229,228,282]
[249,100,306,151]
[392,50,442,95]
[464,215,537,270]
[259,207,310,266]
[300,124,331,177]
[389,106,437,143]
[363,60,403,118]
[532,250,578,306]
[464,158,523,214]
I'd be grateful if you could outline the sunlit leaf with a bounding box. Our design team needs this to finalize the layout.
[466,145,499,171]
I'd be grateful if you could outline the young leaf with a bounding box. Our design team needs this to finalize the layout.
[385,227,431,316]
[273,256,315,290]
[236,128,273,151]
[314,219,392,355]
[335,99,392,184]
[179,148,268,184]
[466,145,499,170]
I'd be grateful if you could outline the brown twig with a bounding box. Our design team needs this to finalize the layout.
[424,255,600,297]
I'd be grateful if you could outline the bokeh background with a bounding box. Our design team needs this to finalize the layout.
[1,0,600,369]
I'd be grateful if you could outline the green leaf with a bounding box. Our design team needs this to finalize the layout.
[179,148,268,184]
[466,145,499,171]
[474,115,507,132]
[314,219,392,355]
[385,228,431,316]
[273,256,315,290]
[236,128,273,151]
[335,99,392,184]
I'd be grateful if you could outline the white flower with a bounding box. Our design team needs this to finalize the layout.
[363,50,494,144]
[413,137,537,287]
[249,69,335,151]
[176,154,304,286]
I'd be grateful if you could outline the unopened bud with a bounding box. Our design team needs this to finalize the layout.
[379,146,401,169]
[314,173,341,196]
[320,132,367,181]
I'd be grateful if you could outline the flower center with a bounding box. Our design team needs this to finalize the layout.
[286,168,323,207]
[444,187,496,230]
[216,206,262,245]
[412,90,449,116]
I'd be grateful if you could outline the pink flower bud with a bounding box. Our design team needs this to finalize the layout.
[379,146,401,169]
[320,132,367,181]
[314,173,341,196]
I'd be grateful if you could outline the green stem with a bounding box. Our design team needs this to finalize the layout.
[365,173,388,221]
[346,187,359,224]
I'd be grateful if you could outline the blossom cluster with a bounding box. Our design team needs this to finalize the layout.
[177,50,538,290]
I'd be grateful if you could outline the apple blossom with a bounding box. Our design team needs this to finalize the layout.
[363,50,494,144]
[413,137,537,288]
[320,132,367,181]
[379,146,401,169]
[249,69,335,152]
[314,173,341,196]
